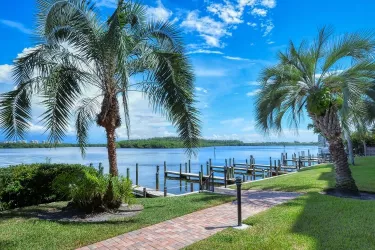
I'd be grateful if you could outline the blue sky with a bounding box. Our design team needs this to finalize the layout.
[0,0,374,143]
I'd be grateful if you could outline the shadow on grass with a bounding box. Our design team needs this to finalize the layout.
[290,168,375,250]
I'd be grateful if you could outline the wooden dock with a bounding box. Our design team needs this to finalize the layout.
[165,171,236,183]
[132,185,175,198]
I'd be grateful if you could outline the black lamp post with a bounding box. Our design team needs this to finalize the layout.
[235,177,242,227]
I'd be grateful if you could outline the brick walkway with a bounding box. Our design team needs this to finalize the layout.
[78,190,300,250]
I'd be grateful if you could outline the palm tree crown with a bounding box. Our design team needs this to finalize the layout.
[0,0,201,175]
[256,27,375,193]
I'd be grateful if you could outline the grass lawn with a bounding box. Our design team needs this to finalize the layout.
[187,157,375,250]
[237,157,375,193]
[0,193,234,250]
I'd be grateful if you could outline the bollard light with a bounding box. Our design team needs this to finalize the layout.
[236,177,242,227]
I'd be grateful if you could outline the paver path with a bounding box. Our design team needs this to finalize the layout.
[78,190,300,250]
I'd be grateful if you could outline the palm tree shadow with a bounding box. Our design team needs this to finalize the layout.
[290,167,375,249]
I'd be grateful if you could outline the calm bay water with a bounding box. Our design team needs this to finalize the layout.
[0,146,318,194]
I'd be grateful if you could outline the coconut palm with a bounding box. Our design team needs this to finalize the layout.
[0,0,201,176]
[256,27,375,193]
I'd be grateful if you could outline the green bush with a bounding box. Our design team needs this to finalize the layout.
[53,170,134,213]
[0,163,94,210]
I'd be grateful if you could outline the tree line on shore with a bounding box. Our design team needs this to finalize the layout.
[0,137,319,149]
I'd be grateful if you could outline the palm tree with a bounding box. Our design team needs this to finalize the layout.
[256,27,375,194]
[0,0,201,176]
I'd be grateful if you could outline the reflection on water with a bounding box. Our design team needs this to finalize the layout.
[0,145,318,194]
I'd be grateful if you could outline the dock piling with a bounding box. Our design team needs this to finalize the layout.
[136,163,139,185]
[143,188,147,198]
[126,168,130,180]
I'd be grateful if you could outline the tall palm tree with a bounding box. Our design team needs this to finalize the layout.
[0,0,201,176]
[256,27,375,193]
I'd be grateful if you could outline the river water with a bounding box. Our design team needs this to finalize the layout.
[0,146,319,194]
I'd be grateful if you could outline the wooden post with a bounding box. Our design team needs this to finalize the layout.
[190,183,194,192]
[277,160,281,175]
[229,158,232,167]
[206,161,209,175]
[252,168,256,180]
[98,162,103,175]
[262,169,266,179]
[126,168,130,180]
[156,165,160,191]
[233,157,235,166]
[136,163,139,186]
[180,163,182,175]
[243,174,246,182]
[185,162,187,173]
[274,160,277,176]
[164,161,167,176]
[299,156,302,170]
[143,187,147,198]
[164,186,167,197]
[200,164,203,176]
[225,159,228,167]
[89,163,93,167]
[224,167,227,188]
[285,153,288,161]
[269,157,272,177]
[199,171,203,191]
[188,160,191,173]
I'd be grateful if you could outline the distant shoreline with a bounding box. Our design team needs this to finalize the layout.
[0,137,319,149]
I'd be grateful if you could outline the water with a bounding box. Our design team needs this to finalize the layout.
[0,146,319,194]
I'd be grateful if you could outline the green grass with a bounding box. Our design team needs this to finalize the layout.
[237,157,375,193]
[0,193,234,250]
[187,157,375,250]
[186,193,375,250]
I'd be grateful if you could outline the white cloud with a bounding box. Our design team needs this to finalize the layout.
[181,10,231,48]
[195,87,208,93]
[246,89,261,96]
[147,0,172,21]
[220,118,245,127]
[0,64,13,84]
[187,49,224,55]
[267,40,275,44]
[224,56,250,61]
[207,1,243,24]
[0,20,33,34]
[181,1,277,47]
[238,0,257,8]
[247,22,257,27]
[261,20,275,36]
[195,68,226,77]
[251,8,268,17]
[261,0,276,8]
[248,81,260,86]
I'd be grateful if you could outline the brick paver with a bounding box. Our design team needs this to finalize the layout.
[77,190,300,250]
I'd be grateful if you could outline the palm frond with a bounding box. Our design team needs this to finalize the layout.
[0,83,32,140]
[75,96,100,156]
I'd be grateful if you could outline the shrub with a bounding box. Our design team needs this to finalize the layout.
[53,170,134,213]
[0,164,96,210]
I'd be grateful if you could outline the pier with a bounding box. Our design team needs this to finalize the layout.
[113,150,330,197]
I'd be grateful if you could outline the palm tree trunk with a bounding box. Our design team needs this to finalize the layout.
[345,131,355,165]
[311,107,358,194]
[328,136,358,192]
[363,140,367,156]
[105,126,118,176]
